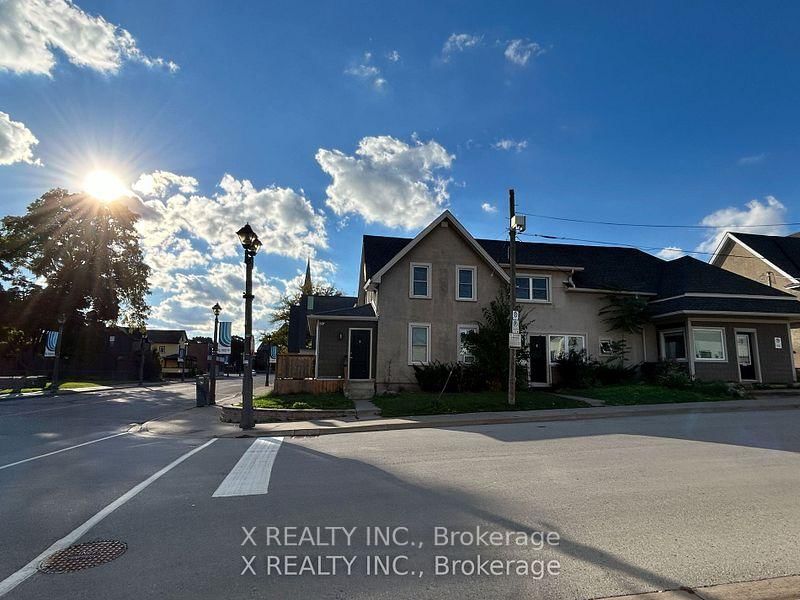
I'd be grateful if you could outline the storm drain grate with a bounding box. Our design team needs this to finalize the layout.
[38,540,127,573]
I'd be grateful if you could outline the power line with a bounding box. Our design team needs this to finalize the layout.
[515,211,800,230]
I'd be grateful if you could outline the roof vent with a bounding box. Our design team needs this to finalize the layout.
[441,221,449,228]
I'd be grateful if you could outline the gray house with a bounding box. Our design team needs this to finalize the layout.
[309,211,800,396]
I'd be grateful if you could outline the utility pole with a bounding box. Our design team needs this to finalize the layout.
[508,189,517,406]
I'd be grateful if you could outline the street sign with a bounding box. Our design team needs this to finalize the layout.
[509,333,522,348]
[511,321,519,334]
[512,310,519,320]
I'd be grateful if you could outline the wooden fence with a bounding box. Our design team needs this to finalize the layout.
[273,378,344,395]
[275,354,315,380]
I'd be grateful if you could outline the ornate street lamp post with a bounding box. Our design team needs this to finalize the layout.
[51,314,66,393]
[209,302,222,405]
[237,223,262,430]
[138,332,149,386]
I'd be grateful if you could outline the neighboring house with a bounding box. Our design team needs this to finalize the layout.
[711,231,800,368]
[147,330,188,377]
[308,211,800,396]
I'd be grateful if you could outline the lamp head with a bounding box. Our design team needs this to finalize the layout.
[212,302,222,316]
[236,223,259,251]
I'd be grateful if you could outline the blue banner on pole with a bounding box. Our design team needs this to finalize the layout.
[218,322,232,355]
[44,331,59,357]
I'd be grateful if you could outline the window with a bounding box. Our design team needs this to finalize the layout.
[515,275,550,302]
[456,266,476,301]
[408,323,430,364]
[410,263,431,298]
[549,335,585,363]
[457,325,478,363]
[158,346,166,354]
[599,339,613,355]
[660,329,687,361]
[693,328,726,361]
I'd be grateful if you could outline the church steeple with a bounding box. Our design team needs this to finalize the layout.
[301,258,313,295]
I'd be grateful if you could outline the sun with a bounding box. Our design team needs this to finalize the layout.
[83,170,129,202]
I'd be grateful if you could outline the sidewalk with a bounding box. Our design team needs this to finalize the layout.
[593,573,800,600]
[141,395,800,439]
[0,379,188,400]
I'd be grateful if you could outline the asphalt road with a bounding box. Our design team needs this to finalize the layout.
[1,386,799,599]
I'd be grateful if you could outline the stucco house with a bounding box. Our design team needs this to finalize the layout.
[306,212,800,396]
[711,231,800,368]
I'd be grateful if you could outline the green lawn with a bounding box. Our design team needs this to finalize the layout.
[566,383,744,406]
[253,393,355,410]
[373,390,591,418]
[0,380,125,395]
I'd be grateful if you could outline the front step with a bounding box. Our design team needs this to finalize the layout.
[345,380,375,400]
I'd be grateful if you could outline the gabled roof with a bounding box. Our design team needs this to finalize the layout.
[147,330,187,344]
[363,235,411,280]
[366,211,509,285]
[712,232,800,281]
[287,294,358,352]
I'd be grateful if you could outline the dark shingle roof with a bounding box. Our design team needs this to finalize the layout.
[657,256,791,298]
[727,232,800,278]
[363,235,411,280]
[308,304,376,318]
[147,330,186,344]
[649,296,800,317]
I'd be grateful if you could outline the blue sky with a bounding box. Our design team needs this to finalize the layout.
[1,0,799,335]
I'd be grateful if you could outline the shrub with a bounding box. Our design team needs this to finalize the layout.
[553,349,597,388]
[291,401,311,409]
[412,361,489,393]
[594,361,638,385]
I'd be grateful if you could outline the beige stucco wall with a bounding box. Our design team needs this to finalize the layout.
[372,219,654,389]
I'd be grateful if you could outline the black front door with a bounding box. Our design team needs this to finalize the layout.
[349,329,371,380]
[736,332,757,380]
[530,335,548,384]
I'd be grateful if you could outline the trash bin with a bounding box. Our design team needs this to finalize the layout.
[195,375,209,407]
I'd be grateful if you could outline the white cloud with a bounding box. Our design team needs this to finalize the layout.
[132,170,198,198]
[133,172,332,337]
[0,0,178,76]
[481,202,497,214]
[386,50,401,62]
[442,33,482,61]
[737,153,766,166]
[316,135,455,229]
[696,196,788,255]
[656,246,684,260]
[493,138,528,152]
[345,52,385,89]
[504,38,545,66]
[0,111,41,166]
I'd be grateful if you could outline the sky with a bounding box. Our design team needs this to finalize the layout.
[1,0,799,337]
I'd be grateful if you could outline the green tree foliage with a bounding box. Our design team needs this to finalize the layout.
[461,286,531,390]
[598,294,649,334]
[0,189,151,335]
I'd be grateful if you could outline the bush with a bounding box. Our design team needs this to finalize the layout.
[594,361,638,385]
[412,361,489,393]
[553,349,597,388]
[291,401,311,409]
[641,361,690,385]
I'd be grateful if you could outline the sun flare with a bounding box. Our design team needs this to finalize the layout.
[83,170,129,202]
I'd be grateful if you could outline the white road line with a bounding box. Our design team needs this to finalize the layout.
[212,437,284,498]
[0,438,217,598]
[0,431,132,471]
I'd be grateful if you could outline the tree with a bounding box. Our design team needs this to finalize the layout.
[598,294,649,334]
[462,286,532,390]
[265,283,342,350]
[0,189,151,333]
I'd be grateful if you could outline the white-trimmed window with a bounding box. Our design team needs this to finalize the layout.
[693,327,727,362]
[408,323,431,365]
[457,324,478,363]
[410,263,431,298]
[660,329,687,361]
[456,266,476,301]
[549,334,585,363]
[599,339,613,355]
[515,275,550,303]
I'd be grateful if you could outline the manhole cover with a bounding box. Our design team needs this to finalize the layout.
[38,540,127,573]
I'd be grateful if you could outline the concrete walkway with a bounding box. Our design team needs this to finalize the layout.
[141,395,800,439]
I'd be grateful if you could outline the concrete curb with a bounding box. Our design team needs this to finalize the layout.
[222,397,800,438]
[218,404,356,423]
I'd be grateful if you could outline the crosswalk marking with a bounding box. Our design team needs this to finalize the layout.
[212,437,284,498]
